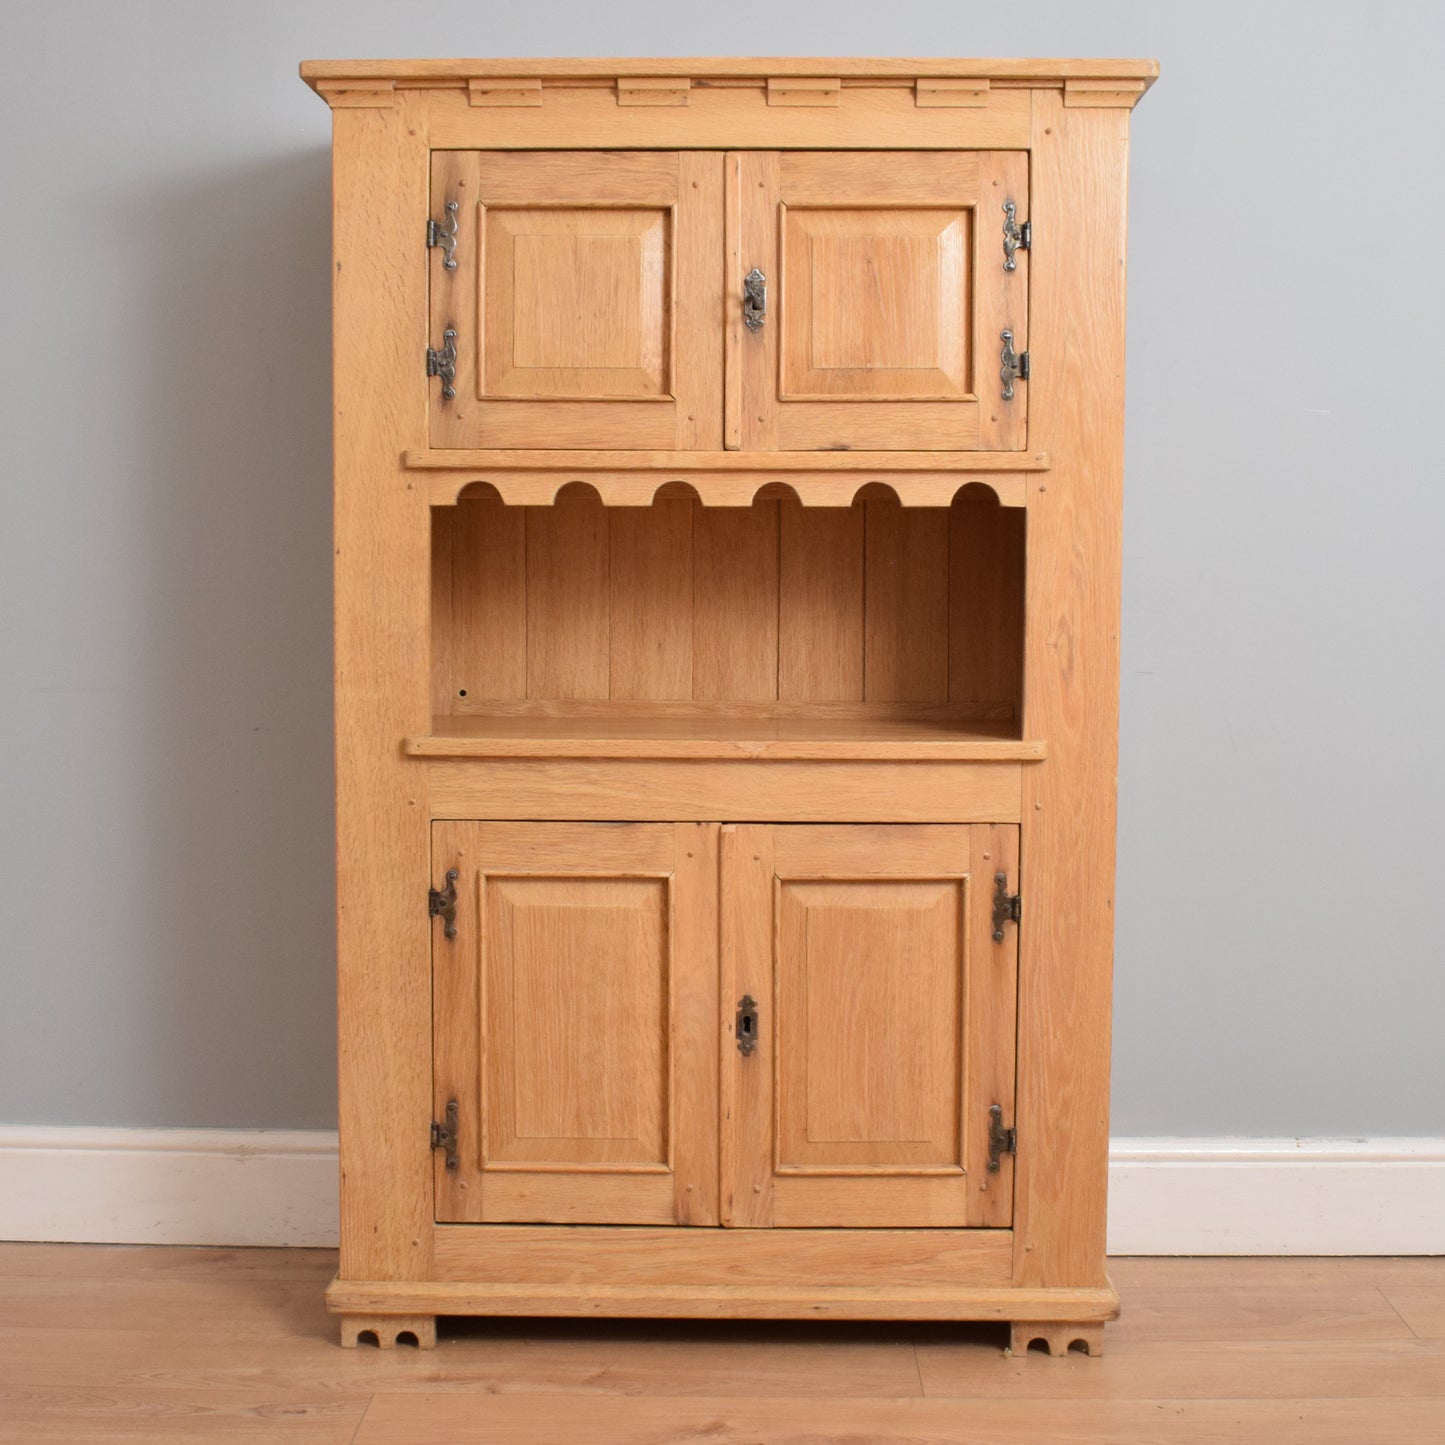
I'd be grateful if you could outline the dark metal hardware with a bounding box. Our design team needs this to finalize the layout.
[992,871,1021,943]
[427,328,457,399]
[429,868,459,939]
[987,1104,1017,1173]
[431,1099,459,1171]
[735,994,759,1056]
[1002,200,1031,271]
[743,268,767,332]
[428,199,459,270]
[1000,330,1029,401]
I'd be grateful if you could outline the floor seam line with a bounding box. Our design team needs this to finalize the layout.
[1376,1282,1423,1339]
[346,1392,377,1445]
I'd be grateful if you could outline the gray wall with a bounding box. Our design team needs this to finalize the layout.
[2,2,1441,1136]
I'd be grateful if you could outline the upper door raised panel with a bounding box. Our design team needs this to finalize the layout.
[430,151,724,450]
[731,151,1029,451]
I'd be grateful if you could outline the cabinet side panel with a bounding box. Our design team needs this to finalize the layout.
[331,97,434,1282]
[443,496,527,704]
[1014,91,1129,1289]
[949,499,1025,718]
[430,507,454,715]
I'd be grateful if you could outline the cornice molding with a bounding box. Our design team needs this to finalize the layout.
[302,57,1158,111]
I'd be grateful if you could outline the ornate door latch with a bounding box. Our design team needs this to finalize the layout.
[743,268,767,331]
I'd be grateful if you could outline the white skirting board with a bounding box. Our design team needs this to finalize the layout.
[0,1129,1441,1254]
[0,1128,341,1249]
[1107,1137,1445,1255]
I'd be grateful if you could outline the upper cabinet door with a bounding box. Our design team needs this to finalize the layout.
[728,152,1029,451]
[430,151,724,450]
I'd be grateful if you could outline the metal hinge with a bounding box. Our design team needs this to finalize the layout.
[427,328,457,400]
[428,199,459,270]
[431,1099,459,1171]
[1003,200,1031,271]
[992,871,1021,942]
[1000,331,1029,401]
[429,868,458,939]
[987,1104,1017,1173]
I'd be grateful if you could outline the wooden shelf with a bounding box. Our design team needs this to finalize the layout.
[407,705,1046,761]
[407,449,1047,509]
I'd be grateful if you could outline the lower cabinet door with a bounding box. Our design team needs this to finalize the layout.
[432,821,719,1225]
[720,824,1018,1228]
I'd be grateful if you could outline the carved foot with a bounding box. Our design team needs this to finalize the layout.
[1008,1320,1105,1357]
[339,1313,437,1349]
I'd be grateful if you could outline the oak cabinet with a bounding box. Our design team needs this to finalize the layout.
[305,55,1154,1357]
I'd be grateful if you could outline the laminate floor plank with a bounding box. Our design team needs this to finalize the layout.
[0,1246,1441,1444]
[1108,1256,1445,1289]
[431,1317,926,1396]
[0,1323,923,1401]
[1104,1285,1416,1343]
[917,1334,1445,1400]
[0,1324,456,1392]
[0,1243,337,1282]
[0,1386,369,1443]
[350,1392,1445,1444]
[0,1277,330,1336]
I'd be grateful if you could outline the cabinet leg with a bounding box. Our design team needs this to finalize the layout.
[338,1313,437,1350]
[1008,1321,1105,1358]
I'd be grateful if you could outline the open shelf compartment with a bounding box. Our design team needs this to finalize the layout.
[419,488,1035,763]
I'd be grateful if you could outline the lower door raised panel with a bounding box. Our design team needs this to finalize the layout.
[720,823,1018,1228]
[432,821,719,1225]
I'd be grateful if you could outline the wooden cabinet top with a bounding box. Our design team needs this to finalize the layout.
[301,56,1158,107]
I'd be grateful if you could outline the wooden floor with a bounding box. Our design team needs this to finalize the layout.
[0,1246,1440,1442]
